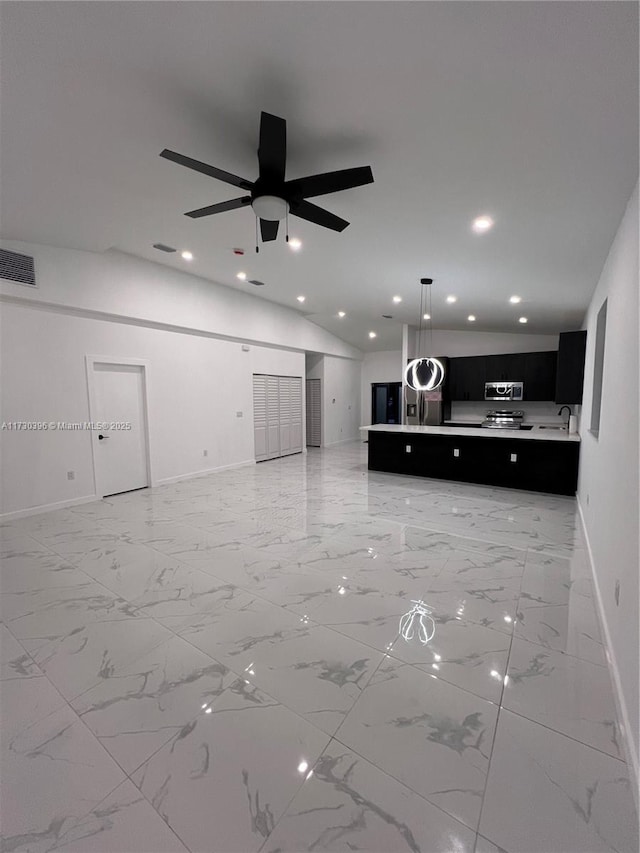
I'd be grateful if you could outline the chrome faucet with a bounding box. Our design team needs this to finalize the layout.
[558,405,572,428]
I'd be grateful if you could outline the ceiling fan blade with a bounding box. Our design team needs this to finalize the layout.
[160,149,253,190]
[290,200,349,232]
[185,197,251,219]
[260,219,279,241]
[285,166,373,199]
[258,112,286,182]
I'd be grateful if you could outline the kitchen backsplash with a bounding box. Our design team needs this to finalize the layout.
[451,400,578,424]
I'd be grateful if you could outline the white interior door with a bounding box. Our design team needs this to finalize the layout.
[253,375,268,462]
[279,377,291,455]
[254,374,304,461]
[290,377,303,452]
[266,375,281,459]
[92,363,149,497]
[305,379,321,447]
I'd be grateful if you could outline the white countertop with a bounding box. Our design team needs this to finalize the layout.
[360,423,580,442]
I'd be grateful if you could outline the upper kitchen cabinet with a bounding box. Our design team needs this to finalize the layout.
[555,330,587,404]
[448,351,557,401]
[521,351,557,401]
[447,356,486,401]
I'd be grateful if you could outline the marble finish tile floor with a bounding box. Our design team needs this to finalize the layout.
[0,442,637,852]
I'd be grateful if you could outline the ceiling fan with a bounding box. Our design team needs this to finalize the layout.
[160,111,374,246]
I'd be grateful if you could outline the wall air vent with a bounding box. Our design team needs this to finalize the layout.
[0,249,36,287]
[153,243,176,253]
[248,279,265,286]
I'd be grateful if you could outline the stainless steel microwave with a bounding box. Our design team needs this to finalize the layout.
[484,381,524,401]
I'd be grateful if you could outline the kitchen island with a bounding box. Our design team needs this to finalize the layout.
[361,423,580,495]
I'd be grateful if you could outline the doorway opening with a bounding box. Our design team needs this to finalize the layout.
[371,382,402,424]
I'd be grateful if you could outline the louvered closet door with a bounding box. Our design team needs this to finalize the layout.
[278,377,291,455]
[305,379,321,447]
[266,375,281,459]
[253,375,268,461]
[290,377,303,453]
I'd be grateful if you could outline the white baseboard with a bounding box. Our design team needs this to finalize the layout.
[324,437,360,447]
[577,496,639,808]
[1,460,258,520]
[153,458,256,486]
[0,494,98,521]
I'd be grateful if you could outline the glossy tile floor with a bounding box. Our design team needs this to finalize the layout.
[1,442,637,853]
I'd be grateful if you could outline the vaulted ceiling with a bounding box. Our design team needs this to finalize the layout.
[1,1,637,351]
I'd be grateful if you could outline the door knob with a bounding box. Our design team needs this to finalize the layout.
[98,434,109,441]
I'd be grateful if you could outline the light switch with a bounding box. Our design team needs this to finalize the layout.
[453,448,460,458]
[405,445,412,453]
[510,453,518,462]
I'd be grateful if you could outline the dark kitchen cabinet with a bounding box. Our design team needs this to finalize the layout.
[447,356,486,401]
[367,430,580,495]
[522,351,557,401]
[555,331,587,404]
[484,352,527,382]
[448,351,557,401]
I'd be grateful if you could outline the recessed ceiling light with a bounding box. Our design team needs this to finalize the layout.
[423,313,431,320]
[181,251,193,261]
[392,295,402,304]
[369,331,377,339]
[468,315,476,322]
[338,311,346,318]
[289,238,302,251]
[519,316,528,324]
[446,295,457,303]
[236,271,247,281]
[472,215,494,233]
[297,295,306,303]
[510,295,522,304]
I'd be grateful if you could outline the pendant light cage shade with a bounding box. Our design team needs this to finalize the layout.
[405,357,445,391]
[406,279,445,391]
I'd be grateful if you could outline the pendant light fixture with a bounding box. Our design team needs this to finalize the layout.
[404,278,445,391]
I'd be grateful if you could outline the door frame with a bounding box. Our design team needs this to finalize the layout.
[371,382,402,425]
[305,377,322,448]
[85,355,153,497]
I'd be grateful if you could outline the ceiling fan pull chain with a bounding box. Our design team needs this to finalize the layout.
[285,208,289,243]
[255,216,259,253]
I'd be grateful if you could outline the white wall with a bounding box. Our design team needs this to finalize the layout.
[0,301,306,515]
[409,328,559,358]
[0,240,362,360]
[360,350,402,426]
[577,183,639,783]
[322,356,361,446]
[0,240,362,516]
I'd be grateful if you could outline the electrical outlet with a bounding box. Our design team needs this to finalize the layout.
[203,450,208,457]
[67,471,75,481]
[615,580,620,606]
[236,411,243,418]
[453,448,460,458]
[405,445,412,453]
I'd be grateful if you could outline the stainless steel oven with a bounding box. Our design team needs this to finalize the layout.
[484,381,523,402]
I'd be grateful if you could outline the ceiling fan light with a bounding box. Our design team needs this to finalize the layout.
[252,195,289,221]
